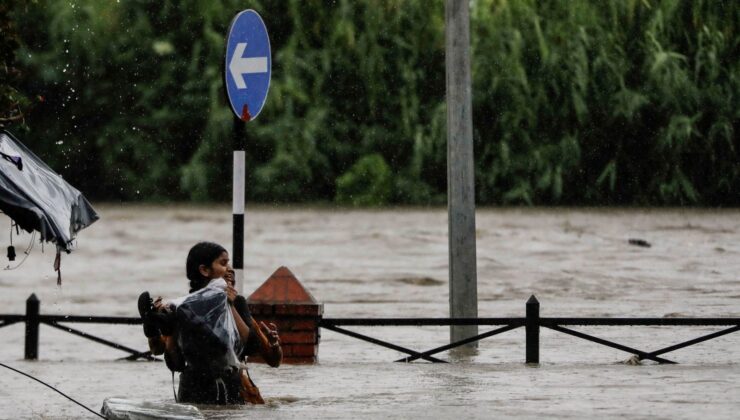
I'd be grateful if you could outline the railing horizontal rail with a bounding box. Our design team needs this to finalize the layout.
[321,318,525,326]
[321,317,740,327]
[7,315,738,328]
[542,318,740,326]
[0,314,142,324]
[39,315,141,325]
[0,315,26,323]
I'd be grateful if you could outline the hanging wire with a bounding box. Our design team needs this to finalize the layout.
[4,230,35,270]
[0,361,105,419]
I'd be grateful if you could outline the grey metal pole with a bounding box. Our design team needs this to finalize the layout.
[24,293,39,360]
[446,0,478,346]
[526,295,540,364]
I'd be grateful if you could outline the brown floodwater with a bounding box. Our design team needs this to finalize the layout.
[0,205,738,419]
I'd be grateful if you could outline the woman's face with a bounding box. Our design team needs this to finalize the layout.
[200,251,230,280]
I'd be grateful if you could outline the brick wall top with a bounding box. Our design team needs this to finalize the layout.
[247,266,319,305]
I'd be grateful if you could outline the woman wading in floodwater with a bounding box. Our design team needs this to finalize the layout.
[138,242,282,404]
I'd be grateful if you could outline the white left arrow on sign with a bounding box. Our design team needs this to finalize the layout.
[229,42,268,89]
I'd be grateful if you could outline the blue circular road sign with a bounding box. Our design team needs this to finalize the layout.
[225,10,271,121]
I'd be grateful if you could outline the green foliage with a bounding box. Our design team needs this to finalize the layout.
[0,0,33,128]
[471,0,739,205]
[336,154,393,206]
[3,0,738,205]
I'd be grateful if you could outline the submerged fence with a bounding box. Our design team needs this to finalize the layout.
[321,296,740,364]
[1,294,738,364]
[0,294,157,361]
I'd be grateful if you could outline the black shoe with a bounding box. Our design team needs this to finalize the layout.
[138,291,161,338]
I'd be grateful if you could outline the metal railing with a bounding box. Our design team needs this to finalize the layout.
[320,295,740,364]
[0,294,156,361]
[2,294,738,364]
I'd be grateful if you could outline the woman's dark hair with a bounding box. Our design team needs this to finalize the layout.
[186,242,227,292]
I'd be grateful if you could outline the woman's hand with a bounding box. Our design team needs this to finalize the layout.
[152,297,164,310]
[224,267,235,287]
[260,322,280,347]
[226,285,238,304]
[249,319,281,367]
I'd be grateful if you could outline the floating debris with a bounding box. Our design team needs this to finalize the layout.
[101,398,204,420]
[623,355,642,365]
[628,238,651,248]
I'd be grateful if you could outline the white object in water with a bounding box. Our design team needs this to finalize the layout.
[100,397,204,420]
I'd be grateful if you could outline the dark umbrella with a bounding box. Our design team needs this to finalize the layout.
[0,130,99,282]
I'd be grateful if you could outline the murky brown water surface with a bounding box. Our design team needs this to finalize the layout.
[1,205,739,419]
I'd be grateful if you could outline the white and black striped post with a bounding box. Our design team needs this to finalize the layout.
[232,117,246,295]
[225,9,271,294]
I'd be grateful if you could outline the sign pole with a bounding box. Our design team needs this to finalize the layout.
[446,0,478,347]
[232,117,246,295]
[224,9,271,295]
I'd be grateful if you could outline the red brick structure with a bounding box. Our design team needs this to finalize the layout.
[247,267,323,364]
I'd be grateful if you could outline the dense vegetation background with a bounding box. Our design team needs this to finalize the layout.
[1,0,738,205]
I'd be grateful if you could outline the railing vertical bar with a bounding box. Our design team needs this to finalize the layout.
[526,295,540,364]
[24,294,40,360]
